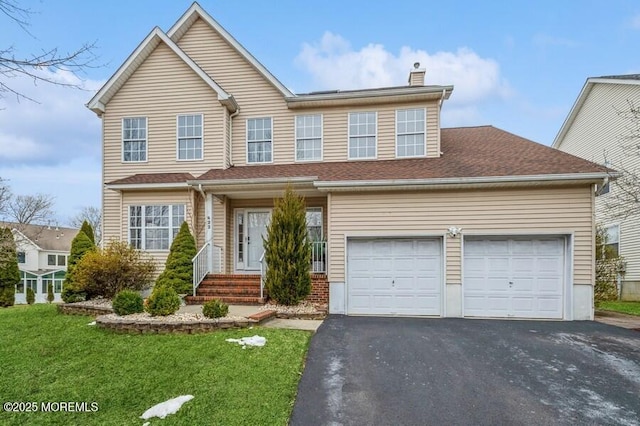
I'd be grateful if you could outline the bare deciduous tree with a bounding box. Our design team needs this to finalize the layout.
[0,177,10,216]
[602,100,640,220]
[0,0,98,103]
[69,206,102,242]
[6,193,54,226]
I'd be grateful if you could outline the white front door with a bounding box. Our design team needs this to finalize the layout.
[463,236,565,319]
[245,211,270,270]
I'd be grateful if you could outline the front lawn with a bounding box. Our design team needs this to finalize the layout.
[0,305,311,425]
[597,300,640,316]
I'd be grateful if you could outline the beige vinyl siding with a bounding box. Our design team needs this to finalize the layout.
[558,82,640,281]
[102,42,225,184]
[328,186,594,285]
[176,18,440,165]
[120,190,195,269]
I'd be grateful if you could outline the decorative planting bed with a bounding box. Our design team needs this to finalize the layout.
[59,299,325,334]
[96,314,259,334]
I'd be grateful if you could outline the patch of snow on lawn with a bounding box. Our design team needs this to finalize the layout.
[87,321,96,326]
[225,335,266,348]
[140,395,194,420]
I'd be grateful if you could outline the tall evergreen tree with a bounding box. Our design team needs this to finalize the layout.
[263,186,311,305]
[156,222,197,294]
[0,227,19,307]
[61,230,95,302]
[80,220,96,244]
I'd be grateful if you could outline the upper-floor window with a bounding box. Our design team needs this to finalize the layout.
[247,117,272,163]
[129,204,185,251]
[296,115,322,161]
[17,251,25,264]
[122,117,147,162]
[47,254,66,266]
[396,108,426,157]
[348,112,377,159]
[177,114,203,160]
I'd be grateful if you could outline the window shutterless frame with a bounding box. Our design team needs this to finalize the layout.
[122,117,148,163]
[246,117,274,164]
[127,204,185,251]
[295,114,323,162]
[395,108,427,158]
[176,113,204,161]
[348,111,377,160]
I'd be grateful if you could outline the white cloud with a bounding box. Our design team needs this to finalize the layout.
[0,69,103,223]
[295,32,511,125]
[0,68,103,166]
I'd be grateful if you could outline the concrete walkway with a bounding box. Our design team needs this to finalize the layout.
[595,310,640,330]
[178,304,323,331]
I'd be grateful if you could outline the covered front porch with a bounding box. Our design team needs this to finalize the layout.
[189,178,328,305]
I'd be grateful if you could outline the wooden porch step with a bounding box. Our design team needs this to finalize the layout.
[185,295,265,305]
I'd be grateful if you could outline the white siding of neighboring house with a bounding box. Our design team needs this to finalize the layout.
[557,82,640,284]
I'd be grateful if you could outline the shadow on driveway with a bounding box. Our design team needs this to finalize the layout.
[291,316,640,426]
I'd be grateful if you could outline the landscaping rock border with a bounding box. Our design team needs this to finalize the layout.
[58,303,114,317]
[95,315,259,334]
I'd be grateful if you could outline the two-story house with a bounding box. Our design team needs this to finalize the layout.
[88,2,609,320]
[1,222,79,303]
[553,75,640,301]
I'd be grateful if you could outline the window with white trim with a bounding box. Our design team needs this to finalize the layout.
[306,207,323,241]
[122,117,147,162]
[247,117,272,163]
[603,224,620,258]
[129,204,185,250]
[348,112,376,159]
[177,114,203,160]
[296,115,322,161]
[17,251,25,264]
[396,108,426,157]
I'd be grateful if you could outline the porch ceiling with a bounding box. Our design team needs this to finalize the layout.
[193,178,322,199]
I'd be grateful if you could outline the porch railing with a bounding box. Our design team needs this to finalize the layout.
[192,242,210,296]
[311,241,327,273]
[259,250,266,300]
[192,243,223,296]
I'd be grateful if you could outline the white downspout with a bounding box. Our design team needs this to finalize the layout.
[228,108,240,167]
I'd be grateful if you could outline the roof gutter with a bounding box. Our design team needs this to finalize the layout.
[105,182,191,191]
[313,172,617,191]
[187,176,318,187]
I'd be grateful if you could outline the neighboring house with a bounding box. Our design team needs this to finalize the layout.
[87,3,608,320]
[0,222,79,303]
[553,74,640,301]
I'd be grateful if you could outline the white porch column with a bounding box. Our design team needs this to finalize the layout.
[205,192,214,272]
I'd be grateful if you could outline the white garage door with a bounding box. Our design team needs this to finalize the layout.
[463,237,565,319]
[347,238,442,316]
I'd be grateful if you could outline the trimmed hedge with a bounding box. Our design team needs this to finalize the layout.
[145,286,180,317]
[202,299,229,319]
[112,290,144,316]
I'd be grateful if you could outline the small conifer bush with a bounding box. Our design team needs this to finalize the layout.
[145,286,180,316]
[112,290,144,316]
[156,222,197,295]
[47,283,54,303]
[26,287,35,305]
[202,299,229,319]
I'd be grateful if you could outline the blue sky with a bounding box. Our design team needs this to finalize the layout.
[1,0,640,225]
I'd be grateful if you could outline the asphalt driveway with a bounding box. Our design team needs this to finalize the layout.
[291,316,640,426]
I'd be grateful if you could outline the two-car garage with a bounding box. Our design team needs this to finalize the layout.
[345,236,568,319]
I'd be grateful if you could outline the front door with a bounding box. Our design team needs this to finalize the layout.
[245,210,270,270]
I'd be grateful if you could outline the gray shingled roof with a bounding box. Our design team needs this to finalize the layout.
[598,74,640,80]
[0,222,79,251]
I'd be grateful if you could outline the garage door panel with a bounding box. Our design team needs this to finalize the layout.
[347,238,442,316]
[463,237,565,319]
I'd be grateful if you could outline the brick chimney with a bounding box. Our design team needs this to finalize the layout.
[408,62,426,86]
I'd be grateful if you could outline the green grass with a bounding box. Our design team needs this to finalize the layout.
[597,300,640,316]
[0,305,311,425]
